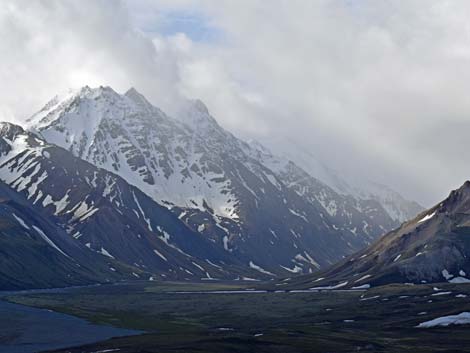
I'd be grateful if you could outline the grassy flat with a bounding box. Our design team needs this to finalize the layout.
[7,281,470,353]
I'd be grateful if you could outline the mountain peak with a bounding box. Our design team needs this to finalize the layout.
[439,180,470,214]
[64,85,119,100]
[176,98,221,134]
[26,85,124,130]
[450,180,470,199]
[124,87,153,111]
[78,85,120,100]
[459,180,470,191]
[124,86,139,96]
[125,86,145,101]
[191,99,210,115]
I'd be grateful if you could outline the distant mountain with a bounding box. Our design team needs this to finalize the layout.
[245,142,397,243]
[284,181,470,289]
[263,138,423,223]
[25,86,408,276]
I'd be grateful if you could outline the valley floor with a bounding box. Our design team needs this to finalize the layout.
[6,281,470,353]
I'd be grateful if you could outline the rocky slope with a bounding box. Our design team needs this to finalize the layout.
[25,86,408,275]
[285,181,470,289]
[0,122,255,287]
[0,177,142,290]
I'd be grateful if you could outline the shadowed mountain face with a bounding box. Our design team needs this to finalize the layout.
[0,122,258,288]
[24,86,414,277]
[284,181,470,289]
[0,176,140,290]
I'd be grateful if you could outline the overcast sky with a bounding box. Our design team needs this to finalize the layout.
[1,0,470,206]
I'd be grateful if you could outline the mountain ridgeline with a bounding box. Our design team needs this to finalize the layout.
[282,181,470,290]
[0,123,253,289]
[0,86,422,289]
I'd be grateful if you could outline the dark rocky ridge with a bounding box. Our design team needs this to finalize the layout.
[284,181,470,289]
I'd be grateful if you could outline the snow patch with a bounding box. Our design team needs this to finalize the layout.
[153,249,167,261]
[449,277,470,284]
[12,213,30,230]
[418,211,436,223]
[32,225,70,258]
[100,247,114,259]
[442,269,454,280]
[249,261,275,276]
[310,281,349,290]
[355,274,371,283]
[417,312,470,328]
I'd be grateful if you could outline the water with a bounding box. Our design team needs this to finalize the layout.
[0,291,141,353]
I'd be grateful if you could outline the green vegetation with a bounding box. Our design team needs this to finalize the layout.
[7,281,470,353]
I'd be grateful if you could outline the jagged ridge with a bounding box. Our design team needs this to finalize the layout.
[25,86,412,276]
[283,181,470,289]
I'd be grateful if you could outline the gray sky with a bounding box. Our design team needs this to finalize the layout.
[1,0,470,206]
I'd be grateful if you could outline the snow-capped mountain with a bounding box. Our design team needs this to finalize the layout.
[263,138,423,223]
[0,122,256,286]
[345,180,424,224]
[25,86,410,276]
[248,144,398,241]
[285,180,470,289]
[27,86,239,218]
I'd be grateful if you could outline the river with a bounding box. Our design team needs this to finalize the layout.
[0,286,142,353]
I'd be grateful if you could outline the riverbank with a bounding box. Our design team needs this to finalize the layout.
[0,289,142,353]
[7,280,470,353]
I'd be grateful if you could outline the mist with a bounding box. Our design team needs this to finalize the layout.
[1,0,470,206]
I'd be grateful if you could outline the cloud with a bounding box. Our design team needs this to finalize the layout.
[1,0,470,205]
[127,0,470,205]
[0,0,186,119]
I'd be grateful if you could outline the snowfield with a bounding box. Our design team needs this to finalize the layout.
[417,312,470,328]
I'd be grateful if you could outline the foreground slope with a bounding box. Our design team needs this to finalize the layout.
[27,86,405,274]
[285,181,470,289]
[0,178,140,290]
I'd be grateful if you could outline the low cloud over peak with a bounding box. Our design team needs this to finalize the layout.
[1,0,470,206]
